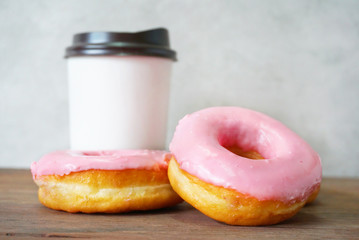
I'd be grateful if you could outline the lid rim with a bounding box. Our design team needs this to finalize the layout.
[64,49,177,61]
[65,46,177,61]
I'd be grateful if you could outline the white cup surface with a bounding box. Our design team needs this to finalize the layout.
[67,55,172,150]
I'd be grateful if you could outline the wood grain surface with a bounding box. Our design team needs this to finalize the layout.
[0,169,358,239]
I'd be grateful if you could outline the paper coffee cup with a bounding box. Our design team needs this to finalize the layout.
[65,28,177,150]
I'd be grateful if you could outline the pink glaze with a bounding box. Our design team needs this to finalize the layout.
[31,150,171,178]
[170,107,322,203]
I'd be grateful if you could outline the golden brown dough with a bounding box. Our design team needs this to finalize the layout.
[168,157,319,225]
[34,169,183,213]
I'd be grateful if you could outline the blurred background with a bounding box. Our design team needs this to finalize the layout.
[0,0,358,177]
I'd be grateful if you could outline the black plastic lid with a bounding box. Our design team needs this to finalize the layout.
[65,28,177,61]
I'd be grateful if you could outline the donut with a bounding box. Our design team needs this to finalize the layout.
[168,107,322,225]
[31,150,183,213]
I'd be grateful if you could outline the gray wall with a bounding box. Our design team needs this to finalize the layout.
[1,0,358,177]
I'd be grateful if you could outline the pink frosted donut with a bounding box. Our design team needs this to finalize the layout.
[31,150,182,213]
[168,107,322,225]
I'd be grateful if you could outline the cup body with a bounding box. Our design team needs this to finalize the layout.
[67,55,172,150]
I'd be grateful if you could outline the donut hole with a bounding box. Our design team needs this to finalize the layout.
[81,151,115,157]
[224,146,264,160]
[69,151,108,157]
[218,125,266,160]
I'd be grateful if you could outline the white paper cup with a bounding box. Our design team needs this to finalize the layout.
[65,29,176,150]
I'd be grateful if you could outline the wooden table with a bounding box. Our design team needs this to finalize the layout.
[0,169,358,239]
